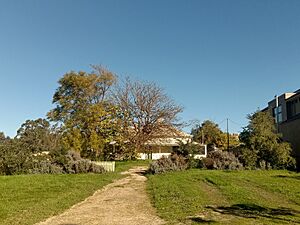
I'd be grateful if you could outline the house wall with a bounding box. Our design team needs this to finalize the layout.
[137,153,207,160]
[149,146,174,153]
[137,145,207,160]
[138,153,171,160]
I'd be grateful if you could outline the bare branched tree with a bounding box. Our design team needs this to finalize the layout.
[113,77,183,153]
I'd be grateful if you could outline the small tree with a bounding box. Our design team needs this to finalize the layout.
[191,120,225,150]
[240,111,295,169]
[16,118,60,153]
[0,138,32,175]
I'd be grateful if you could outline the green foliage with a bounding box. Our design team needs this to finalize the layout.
[48,68,121,159]
[0,139,32,175]
[192,120,240,151]
[16,118,61,153]
[240,111,296,169]
[173,140,198,157]
[102,142,137,161]
[173,140,206,169]
[188,158,205,169]
[0,135,105,175]
[233,146,258,169]
[192,120,223,147]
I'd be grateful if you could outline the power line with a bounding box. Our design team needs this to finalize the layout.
[227,118,229,151]
[218,118,227,126]
[228,118,243,127]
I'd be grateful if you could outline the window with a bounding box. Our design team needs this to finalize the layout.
[273,105,283,123]
[287,99,299,119]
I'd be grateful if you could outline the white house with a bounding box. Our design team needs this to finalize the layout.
[137,130,207,160]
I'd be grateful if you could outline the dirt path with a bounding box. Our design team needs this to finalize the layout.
[36,167,165,225]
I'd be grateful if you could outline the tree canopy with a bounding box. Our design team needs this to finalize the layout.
[239,111,295,169]
[16,118,60,153]
[192,120,223,147]
[47,67,119,159]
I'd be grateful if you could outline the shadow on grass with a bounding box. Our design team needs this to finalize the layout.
[274,175,300,180]
[189,217,216,223]
[204,177,217,186]
[206,204,300,223]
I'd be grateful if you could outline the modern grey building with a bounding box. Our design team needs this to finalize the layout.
[265,89,300,168]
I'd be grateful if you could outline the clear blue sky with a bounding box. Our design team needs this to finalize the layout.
[1,0,300,137]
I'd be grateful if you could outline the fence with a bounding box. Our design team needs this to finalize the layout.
[93,161,115,172]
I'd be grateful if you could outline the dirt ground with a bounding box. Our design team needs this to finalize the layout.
[36,167,165,225]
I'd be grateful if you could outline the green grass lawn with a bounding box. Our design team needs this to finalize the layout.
[147,170,300,225]
[115,159,151,173]
[0,160,150,225]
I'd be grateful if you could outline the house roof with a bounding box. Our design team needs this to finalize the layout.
[145,137,194,146]
[145,128,200,146]
[150,126,192,139]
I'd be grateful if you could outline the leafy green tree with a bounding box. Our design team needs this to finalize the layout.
[232,146,258,169]
[48,67,120,159]
[240,111,295,169]
[16,118,60,153]
[173,140,195,158]
[192,120,240,151]
[191,120,224,149]
[0,119,63,175]
[0,138,32,175]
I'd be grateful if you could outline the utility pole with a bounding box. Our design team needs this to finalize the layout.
[227,118,229,151]
[201,129,204,145]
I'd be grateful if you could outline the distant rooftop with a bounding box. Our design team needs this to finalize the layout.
[267,89,300,104]
[286,89,300,100]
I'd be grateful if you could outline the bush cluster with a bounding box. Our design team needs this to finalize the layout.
[203,150,243,170]
[62,151,105,174]
[29,160,64,174]
[149,150,243,174]
[149,154,188,174]
[0,142,105,175]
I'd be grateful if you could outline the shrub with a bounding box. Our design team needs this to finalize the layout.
[90,162,106,173]
[0,140,33,175]
[29,160,64,174]
[206,150,243,170]
[149,154,188,174]
[232,146,258,169]
[0,143,105,175]
[63,151,105,174]
[202,158,214,169]
[188,158,205,169]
